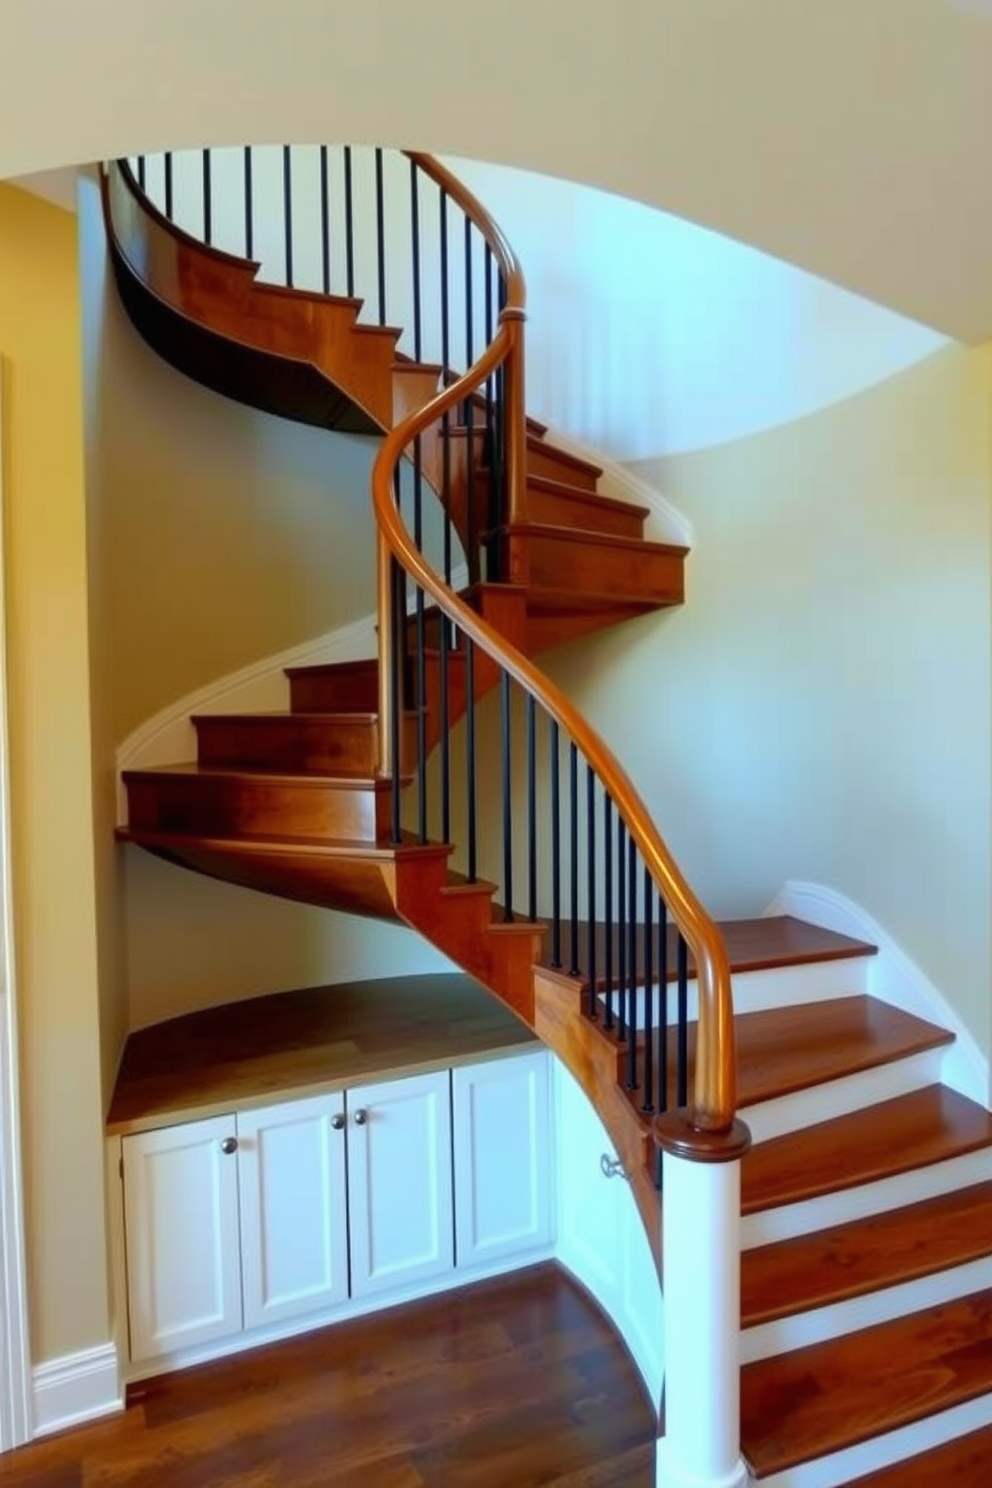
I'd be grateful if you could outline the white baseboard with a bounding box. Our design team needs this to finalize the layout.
[32,1342,122,1438]
[766,879,989,1108]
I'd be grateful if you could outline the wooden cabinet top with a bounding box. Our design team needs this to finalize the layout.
[107,974,536,1135]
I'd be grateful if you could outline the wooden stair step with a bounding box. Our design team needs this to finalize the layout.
[617,996,951,1127]
[522,475,648,540]
[123,763,400,844]
[193,710,415,775]
[740,1287,992,1477]
[742,1086,992,1216]
[554,915,874,984]
[844,1420,992,1486]
[742,1180,992,1327]
[498,522,686,606]
[443,428,603,492]
[286,658,382,713]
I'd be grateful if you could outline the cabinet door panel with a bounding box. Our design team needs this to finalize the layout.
[453,1051,553,1269]
[348,1071,453,1298]
[237,1095,348,1331]
[123,1117,241,1363]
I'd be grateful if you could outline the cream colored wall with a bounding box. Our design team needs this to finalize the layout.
[545,344,992,1054]
[2,3,992,342]
[0,184,111,1363]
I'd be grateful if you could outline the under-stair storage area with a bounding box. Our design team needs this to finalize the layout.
[107,975,555,1377]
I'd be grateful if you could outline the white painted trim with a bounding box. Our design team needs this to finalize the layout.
[765,880,989,1107]
[0,358,32,1449]
[31,1343,122,1438]
[537,425,693,548]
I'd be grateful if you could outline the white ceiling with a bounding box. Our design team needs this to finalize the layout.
[2,0,992,340]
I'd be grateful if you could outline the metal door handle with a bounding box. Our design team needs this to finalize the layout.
[353,1108,369,1126]
[221,1137,238,1156]
[330,1113,345,1131]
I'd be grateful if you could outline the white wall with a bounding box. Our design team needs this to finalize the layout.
[545,344,992,1057]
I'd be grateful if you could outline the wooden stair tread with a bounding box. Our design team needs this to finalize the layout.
[625,996,951,1118]
[525,473,649,518]
[741,1287,992,1477]
[742,1086,992,1215]
[116,826,451,860]
[285,658,380,681]
[844,1420,992,1486]
[742,1180,992,1326]
[495,520,685,558]
[122,762,392,789]
[555,915,874,983]
[192,710,383,724]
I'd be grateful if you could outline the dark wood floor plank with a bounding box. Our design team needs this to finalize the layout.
[741,1287,992,1476]
[742,1086,992,1214]
[0,1265,654,1488]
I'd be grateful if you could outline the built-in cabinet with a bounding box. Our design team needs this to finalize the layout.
[116,1051,553,1371]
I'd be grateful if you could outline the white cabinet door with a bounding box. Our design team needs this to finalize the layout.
[452,1050,553,1270]
[123,1116,242,1363]
[237,1094,349,1331]
[347,1071,453,1299]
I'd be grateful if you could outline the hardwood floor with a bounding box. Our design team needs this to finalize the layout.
[0,1266,656,1487]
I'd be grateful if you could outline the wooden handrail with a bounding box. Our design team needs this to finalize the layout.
[403,153,526,314]
[372,337,738,1140]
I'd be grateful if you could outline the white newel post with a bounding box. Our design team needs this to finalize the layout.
[655,1114,752,1488]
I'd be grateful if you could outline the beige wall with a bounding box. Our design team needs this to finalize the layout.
[77,178,379,742]
[546,344,992,1055]
[0,184,111,1363]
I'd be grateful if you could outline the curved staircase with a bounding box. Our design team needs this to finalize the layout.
[103,148,992,1485]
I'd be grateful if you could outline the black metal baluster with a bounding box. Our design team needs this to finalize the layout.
[466,640,477,883]
[677,932,689,1107]
[642,869,654,1112]
[343,146,355,297]
[604,796,614,1030]
[410,160,422,360]
[282,145,294,288]
[440,188,453,590]
[137,155,146,192]
[617,821,627,1041]
[320,145,331,294]
[550,721,561,968]
[586,766,597,1019]
[414,439,427,846]
[627,836,638,1090]
[569,743,579,976]
[243,147,254,260]
[439,610,451,845]
[484,245,495,575]
[164,151,173,219]
[527,696,537,923]
[502,675,513,922]
[375,146,386,325]
[389,549,403,846]
[202,149,212,245]
[464,216,474,388]
[659,892,669,1114]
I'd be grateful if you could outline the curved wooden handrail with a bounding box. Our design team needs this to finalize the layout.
[372,333,738,1140]
[404,152,526,313]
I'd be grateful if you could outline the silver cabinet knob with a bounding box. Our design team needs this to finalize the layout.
[330,1113,346,1131]
[353,1108,369,1126]
[221,1137,238,1156]
[600,1152,627,1181]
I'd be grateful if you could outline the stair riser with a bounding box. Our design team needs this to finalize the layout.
[526,443,600,492]
[756,1393,992,1488]
[503,531,683,603]
[742,1046,945,1147]
[126,778,392,843]
[194,716,419,776]
[743,1147,992,1250]
[743,1254,992,1366]
[289,669,381,713]
[524,484,644,539]
[600,957,873,1029]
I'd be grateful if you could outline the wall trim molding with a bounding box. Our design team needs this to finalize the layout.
[538,427,694,548]
[766,879,989,1108]
[0,357,33,1449]
[31,1342,121,1439]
